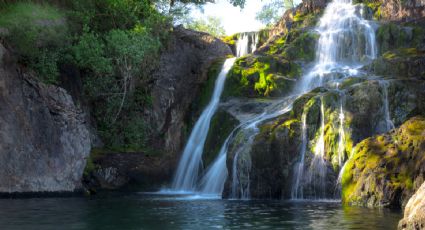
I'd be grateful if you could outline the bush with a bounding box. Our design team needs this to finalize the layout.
[0,2,69,83]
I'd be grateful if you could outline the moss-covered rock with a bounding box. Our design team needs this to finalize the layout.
[342,116,425,208]
[367,48,425,80]
[376,23,425,55]
[223,55,300,98]
[224,76,425,199]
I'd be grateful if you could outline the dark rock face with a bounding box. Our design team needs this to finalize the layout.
[84,27,233,191]
[399,181,425,230]
[0,43,91,193]
[147,27,232,161]
[381,0,425,22]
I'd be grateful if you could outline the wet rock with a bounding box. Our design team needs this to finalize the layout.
[399,182,425,230]
[145,26,232,167]
[381,0,425,22]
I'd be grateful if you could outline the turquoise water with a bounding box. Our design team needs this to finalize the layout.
[0,192,401,229]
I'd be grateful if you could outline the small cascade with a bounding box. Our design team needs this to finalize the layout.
[314,98,326,159]
[379,80,395,133]
[199,146,228,195]
[337,90,346,167]
[230,131,255,199]
[308,97,328,199]
[236,32,260,57]
[171,58,236,192]
[291,109,308,199]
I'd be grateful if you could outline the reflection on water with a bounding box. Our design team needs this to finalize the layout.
[0,193,401,230]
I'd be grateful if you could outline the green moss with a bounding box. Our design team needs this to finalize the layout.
[222,33,238,46]
[383,48,423,60]
[223,55,300,98]
[376,23,424,54]
[342,116,425,206]
[83,148,108,177]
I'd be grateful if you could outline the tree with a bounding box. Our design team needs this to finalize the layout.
[256,0,295,26]
[186,16,225,37]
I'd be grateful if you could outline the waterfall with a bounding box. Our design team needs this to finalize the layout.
[171,58,236,192]
[314,97,326,159]
[170,0,379,199]
[337,90,346,167]
[289,0,378,200]
[379,80,395,133]
[236,32,260,57]
[298,0,377,93]
[291,108,308,199]
[307,97,328,198]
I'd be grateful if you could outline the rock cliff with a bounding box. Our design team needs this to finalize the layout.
[0,43,91,193]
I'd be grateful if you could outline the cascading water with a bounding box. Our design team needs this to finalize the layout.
[236,32,260,57]
[291,108,308,199]
[169,31,261,195]
[170,0,379,199]
[307,97,328,198]
[314,97,326,159]
[337,88,346,167]
[298,0,377,93]
[291,0,378,199]
[379,80,395,133]
[171,58,236,192]
[228,100,294,199]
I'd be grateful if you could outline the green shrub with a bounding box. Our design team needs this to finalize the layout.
[0,2,69,84]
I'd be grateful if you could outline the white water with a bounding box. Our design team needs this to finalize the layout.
[291,0,378,199]
[169,0,379,199]
[170,31,263,195]
[229,100,294,199]
[291,108,309,199]
[379,80,395,133]
[298,0,377,93]
[314,97,326,158]
[236,32,260,57]
[171,58,236,192]
[337,91,346,167]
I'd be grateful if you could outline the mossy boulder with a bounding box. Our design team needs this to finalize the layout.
[367,48,425,80]
[260,29,319,63]
[223,55,300,98]
[341,116,425,208]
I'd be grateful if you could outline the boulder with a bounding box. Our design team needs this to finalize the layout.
[342,116,425,208]
[399,182,425,230]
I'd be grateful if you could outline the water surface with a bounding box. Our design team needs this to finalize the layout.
[0,193,401,229]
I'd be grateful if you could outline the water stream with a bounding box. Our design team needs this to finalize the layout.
[171,0,379,200]
[171,58,236,192]
[290,0,378,199]
[236,32,260,57]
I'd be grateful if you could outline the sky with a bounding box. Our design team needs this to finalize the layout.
[190,0,272,35]
[190,0,303,35]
